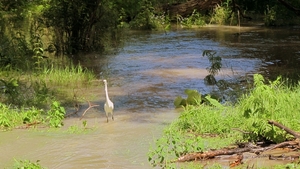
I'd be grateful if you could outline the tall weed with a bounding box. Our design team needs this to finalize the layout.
[177,10,206,28]
[0,103,43,130]
[39,64,95,87]
[210,4,231,25]
[239,74,300,142]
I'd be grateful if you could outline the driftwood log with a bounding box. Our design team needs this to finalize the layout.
[177,147,251,162]
[176,120,300,164]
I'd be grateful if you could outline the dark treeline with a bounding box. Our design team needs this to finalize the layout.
[0,0,299,69]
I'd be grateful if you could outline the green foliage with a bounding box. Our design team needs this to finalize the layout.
[174,89,201,108]
[151,74,300,167]
[203,50,222,76]
[210,4,231,25]
[151,97,242,167]
[0,31,32,69]
[0,78,19,102]
[129,0,155,30]
[0,0,47,70]
[0,75,52,107]
[13,159,45,169]
[177,10,206,28]
[114,0,142,24]
[177,105,239,135]
[21,108,43,125]
[0,103,16,129]
[0,63,94,115]
[39,64,95,87]
[238,74,300,143]
[30,20,46,70]
[174,89,224,108]
[148,129,204,168]
[263,3,299,26]
[43,0,118,53]
[46,101,65,128]
[66,120,90,134]
[0,103,43,130]
[202,50,222,85]
[264,5,277,26]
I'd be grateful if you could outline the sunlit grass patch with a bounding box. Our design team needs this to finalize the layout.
[238,74,300,143]
[0,103,43,130]
[0,63,97,108]
[39,64,95,87]
[149,74,300,168]
[13,159,45,169]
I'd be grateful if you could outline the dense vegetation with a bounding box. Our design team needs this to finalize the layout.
[0,0,300,168]
[149,74,300,168]
[1,0,300,62]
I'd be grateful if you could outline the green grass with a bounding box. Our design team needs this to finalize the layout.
[39,64,95,87]
[13,159,45,169]
[0,63,97,130]
[149,74,300,168]
[0,64,96,107]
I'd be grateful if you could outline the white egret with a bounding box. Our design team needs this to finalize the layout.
[103,79,114,122]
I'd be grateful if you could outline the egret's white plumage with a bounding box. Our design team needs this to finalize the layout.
[103,79,114,122]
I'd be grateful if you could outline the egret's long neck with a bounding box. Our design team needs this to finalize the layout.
[105,83,110,101]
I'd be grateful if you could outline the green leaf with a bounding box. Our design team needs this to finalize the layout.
[10,78,19,87]
[174,96,184,108]
[186,91,201,105]
[205,95,223,108]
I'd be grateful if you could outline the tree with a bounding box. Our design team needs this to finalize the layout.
[277,0,300,16]
[43,0,118,54]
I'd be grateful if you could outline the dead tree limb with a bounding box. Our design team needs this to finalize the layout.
[177,147,251,162]
[15,121,43,129]
[268,120,300,138]
[176,119,300,164]
[80,101,99,120]
[278,0,300,16]
[266,140,300,151]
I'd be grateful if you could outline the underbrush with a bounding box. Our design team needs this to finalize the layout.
[0,64,95,107]
[0,64,96,130]
[148,74,300,168]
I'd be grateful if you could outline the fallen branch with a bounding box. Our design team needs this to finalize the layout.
[269,154,300,161]
[177,147,250,162]
[15,121,43,129]
[80,101,99,120]
[268,120,300,138]
[175,119,300,166]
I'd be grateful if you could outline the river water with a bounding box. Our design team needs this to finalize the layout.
[1,26,300,168]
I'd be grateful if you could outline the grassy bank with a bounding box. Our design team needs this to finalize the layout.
[148,74,300,168]
[0,64,96,130]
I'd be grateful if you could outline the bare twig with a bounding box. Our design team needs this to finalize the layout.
[80,101,99,120]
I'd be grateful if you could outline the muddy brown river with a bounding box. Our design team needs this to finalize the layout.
[1,25,300,168]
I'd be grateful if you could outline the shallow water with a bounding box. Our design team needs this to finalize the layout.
[1,25,300,168]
